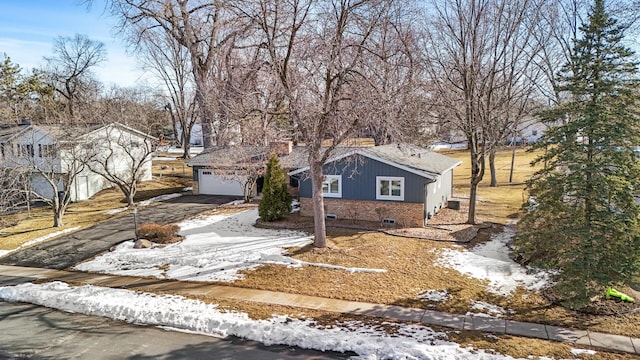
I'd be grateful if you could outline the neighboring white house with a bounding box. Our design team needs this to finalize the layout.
[0,122,155,202]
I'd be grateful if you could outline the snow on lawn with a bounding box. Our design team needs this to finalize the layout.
[468,300,512,318]
[439,225,552,296]
[0,282,518,360]
[138,193,182,207]
[571,348,596,356]
[0,226,81,258]
[104,192,185,215]
[75,209,317,281]
[418,290,450,302]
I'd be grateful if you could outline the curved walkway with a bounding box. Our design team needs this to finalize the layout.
[0,264,637,356]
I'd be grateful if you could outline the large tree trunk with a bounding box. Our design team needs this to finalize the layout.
[468,181,479,225]
[509,140,516,183]
[467,140,485,225]
[182,127,192,160]
[120,184,136,208]
[53,206,64,227]
[489,148,497,187]
[310,162,327,248]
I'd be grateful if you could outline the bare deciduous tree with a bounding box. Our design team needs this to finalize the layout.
[86,89,159,207]
[45,34,106,121]
[252,0,419,247]
[6,127,95,227]
[104,0,252,147]
[136,21,199,158]
[85,123,155,207]
[423,0,543,223]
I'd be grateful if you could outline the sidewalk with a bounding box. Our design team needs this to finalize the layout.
[0,264,638,355]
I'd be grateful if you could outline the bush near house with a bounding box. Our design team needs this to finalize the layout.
[259,154,292,221]
[137,223,182,244]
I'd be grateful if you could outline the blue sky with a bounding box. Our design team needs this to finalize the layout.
[0,0,147,87]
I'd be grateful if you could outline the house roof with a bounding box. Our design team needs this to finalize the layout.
[1,122,158,143]
[0,124,31,143]
[187,145,309,169]
[288,143,462,180]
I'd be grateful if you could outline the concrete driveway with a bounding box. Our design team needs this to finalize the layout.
[0,195,240,270]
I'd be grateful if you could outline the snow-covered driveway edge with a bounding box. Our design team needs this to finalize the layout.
[0,282,516,360]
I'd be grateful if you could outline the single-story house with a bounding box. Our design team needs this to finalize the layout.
[0,121,154,202]
[289,144,461,227]
[187,141,304,197]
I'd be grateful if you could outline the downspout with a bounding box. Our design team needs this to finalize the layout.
[424,182,428,226]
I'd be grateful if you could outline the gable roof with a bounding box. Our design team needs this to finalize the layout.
[288,143,461,180]
[82,122,159,141]
[187,145,269,168]
[187,145,309,169]
[0,124,32,143]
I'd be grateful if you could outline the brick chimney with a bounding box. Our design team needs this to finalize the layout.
[269,141,293,156]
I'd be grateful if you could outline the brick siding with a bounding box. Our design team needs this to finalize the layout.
[299,197,424,227]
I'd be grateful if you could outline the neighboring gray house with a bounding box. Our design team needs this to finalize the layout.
[0,122,155,202]
[289,144,461,227]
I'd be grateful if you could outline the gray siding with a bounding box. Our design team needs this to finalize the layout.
[425,169,454,219]
[299,157,431,203]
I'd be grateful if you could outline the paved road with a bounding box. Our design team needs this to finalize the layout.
[0,301,349,360]
[0,195,239,270]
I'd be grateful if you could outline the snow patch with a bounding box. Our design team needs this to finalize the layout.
[468,300,510,317]
[0,282,517,360]
[439,225,552,296]
[105,208,127,215]
[153,156,178,161]
[418,290,450,302]
[138,193,182,207]
[74,209,314,282]
[571,348,596,356]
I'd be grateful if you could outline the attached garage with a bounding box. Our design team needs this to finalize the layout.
[197,169,246,196]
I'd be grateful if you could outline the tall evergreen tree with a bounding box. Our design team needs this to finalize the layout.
[516,0,640,309]
[259,154,292,222]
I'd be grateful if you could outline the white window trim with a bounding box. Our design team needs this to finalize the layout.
[376,176,405,201]
[322,175,342,198]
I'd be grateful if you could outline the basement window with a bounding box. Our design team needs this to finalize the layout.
[382,218,396,225]
[326,214,337,220]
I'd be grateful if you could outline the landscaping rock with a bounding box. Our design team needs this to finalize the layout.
[134,239,153,249]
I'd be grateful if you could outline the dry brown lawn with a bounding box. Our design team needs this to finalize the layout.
[230,147,640,341]
[442,147,540,223]
[0,176,191,251]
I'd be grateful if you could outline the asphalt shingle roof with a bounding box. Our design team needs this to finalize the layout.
[189,143,461,180]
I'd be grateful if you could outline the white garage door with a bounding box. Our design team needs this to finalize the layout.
[198,169,245,196]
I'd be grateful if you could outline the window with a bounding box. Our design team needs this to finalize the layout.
[322,175,341,198]
[18,144,34,157]
[40,144,56,158]
[376,176,404,201]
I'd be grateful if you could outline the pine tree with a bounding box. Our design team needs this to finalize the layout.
[259,154,292,222]
[516,0,640,309]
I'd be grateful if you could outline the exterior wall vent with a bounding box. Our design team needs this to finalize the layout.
[326,214,337,220]
[382,218,396,224]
